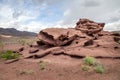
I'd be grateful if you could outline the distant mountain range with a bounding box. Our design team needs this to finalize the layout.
[113,31,120,34]
[0,28,37,37]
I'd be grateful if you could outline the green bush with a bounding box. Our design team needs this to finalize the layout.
[82,56,105,74]
[0,50,19,60]
[94,65,105,74]
[83,56,96,65]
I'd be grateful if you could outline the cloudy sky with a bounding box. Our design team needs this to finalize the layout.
[0,0,120,33]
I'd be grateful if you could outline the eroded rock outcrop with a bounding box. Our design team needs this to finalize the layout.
[37,19,106,47]
[38,28,83,46]
[10,18,120,60]
[75,18,105,34]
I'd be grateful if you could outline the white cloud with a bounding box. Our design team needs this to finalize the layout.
[0,2,41,31]
[82,0,101,7]
[18,21,51,32]
[0,0,120,32]
[104,20,120,31]
[66,0,119,22]
[0,5,13,20]
[56,0,120,31]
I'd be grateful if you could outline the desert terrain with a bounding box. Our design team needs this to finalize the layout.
[0,19,120,80]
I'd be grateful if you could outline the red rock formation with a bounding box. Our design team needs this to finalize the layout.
[75,18,105,34]
[11,18,120,60]
[38,28,83,46]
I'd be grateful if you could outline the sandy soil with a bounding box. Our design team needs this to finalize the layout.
[0,53,120,80]
[0,36,120,80]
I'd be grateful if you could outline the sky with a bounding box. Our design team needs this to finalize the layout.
[0,0,120,33]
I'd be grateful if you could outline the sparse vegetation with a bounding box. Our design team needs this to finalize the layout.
[18,38,36,46]
[18,39,26,46]
[82,56,105,74]
[83,56,96,66]
[0,41,4,53]
[94,65,105,74]
[39,60,46,70]
[19,70,34,75]
[40,64,46,70]
[0,50,19,60]
[82,65,90,71]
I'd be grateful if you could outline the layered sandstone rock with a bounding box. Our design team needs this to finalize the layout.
[75,18,105,34]
[38,28,83,46]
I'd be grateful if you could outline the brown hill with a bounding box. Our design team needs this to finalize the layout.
[0,28,37,37]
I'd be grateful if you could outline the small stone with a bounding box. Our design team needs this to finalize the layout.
[4,59,19,64]
[29,48,39,53]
